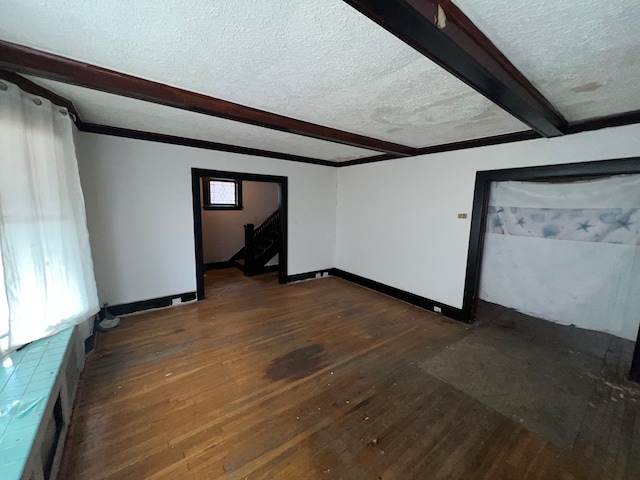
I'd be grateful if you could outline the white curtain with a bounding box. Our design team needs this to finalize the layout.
[479,174,640,341]
[0,79,99,356]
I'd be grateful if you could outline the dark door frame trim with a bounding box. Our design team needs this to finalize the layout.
[191,168,288,300]
[463,157,640,382]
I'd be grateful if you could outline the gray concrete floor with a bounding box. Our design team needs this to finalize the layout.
[422,301,640,455]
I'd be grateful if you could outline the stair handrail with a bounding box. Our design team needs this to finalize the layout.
[254,209,280,237]
[243,223,256,275]
[244,209,280,276]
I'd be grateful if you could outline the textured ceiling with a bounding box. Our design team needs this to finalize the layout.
[453,0,640,122]
[24,76,377,162]
[0,0,528,149]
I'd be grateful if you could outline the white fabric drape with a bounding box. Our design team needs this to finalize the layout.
[0,80,99,356]
[479,174,640,340]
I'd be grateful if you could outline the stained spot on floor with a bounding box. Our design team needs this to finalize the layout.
[350,397,372,412]
[266,344,326,382]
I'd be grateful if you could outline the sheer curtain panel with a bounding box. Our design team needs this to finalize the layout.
[0,79,99,356]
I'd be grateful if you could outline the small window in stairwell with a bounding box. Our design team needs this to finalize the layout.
[203,178,243,210]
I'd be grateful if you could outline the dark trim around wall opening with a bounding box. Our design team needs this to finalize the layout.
[191,168,288,300]
[463,157,640,382]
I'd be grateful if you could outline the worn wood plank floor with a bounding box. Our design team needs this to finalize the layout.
[58,269,638,479]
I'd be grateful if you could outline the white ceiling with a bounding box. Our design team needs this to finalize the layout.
[453,0,640,122]
[0,0,528,154]
[1,0,638,160]
[23,76,378,162]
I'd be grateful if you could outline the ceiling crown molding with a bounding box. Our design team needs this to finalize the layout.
[77,123,339,167]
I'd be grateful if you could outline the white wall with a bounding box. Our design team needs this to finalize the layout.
[336,124,640,311]
[201,180,279,263]
[76,122,640,334]
[75,132,337,306]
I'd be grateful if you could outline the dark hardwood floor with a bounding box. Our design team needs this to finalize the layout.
[58,269,640,479]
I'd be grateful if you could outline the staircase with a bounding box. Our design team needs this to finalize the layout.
[232,209,281,276]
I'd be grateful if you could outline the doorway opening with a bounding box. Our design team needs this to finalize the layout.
[191,168,288,300]
[463,157,640,382]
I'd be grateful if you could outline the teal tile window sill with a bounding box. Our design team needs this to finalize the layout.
[0,327,73,479]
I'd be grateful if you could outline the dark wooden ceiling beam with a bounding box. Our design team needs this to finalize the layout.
[0,68,342,166]
[0,40,415,156]
[343,0,567,137]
